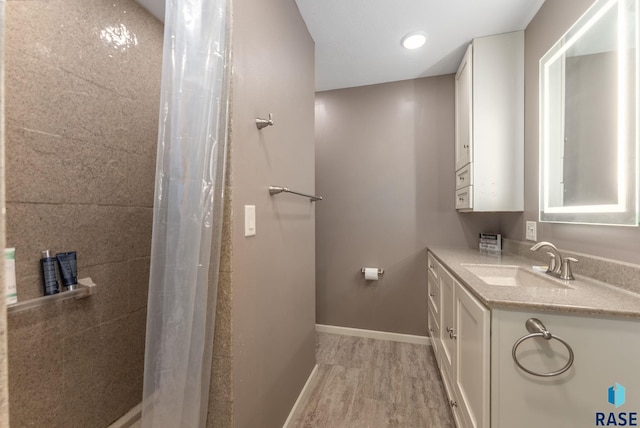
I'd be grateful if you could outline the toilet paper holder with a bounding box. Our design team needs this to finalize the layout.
[361,268,384,275]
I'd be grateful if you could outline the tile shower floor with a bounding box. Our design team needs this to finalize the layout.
[291,332,455,427]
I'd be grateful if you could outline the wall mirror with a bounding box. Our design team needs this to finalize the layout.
[540,0,639,225]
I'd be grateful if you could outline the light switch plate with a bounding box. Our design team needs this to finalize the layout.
[525,221,537,241]
[244,205,256,237]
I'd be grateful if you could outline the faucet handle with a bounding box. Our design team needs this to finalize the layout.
[545,252,557,274]
[560,257,578,280]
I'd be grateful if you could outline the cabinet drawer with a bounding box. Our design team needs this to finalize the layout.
[455,163,472,190]
[428,305,440,340]
[428,270,440,315]
[427,252,438,280]
[456,186,473,210]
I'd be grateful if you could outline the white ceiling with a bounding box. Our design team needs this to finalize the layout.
[295,0,545,91]
[136,0,546,92]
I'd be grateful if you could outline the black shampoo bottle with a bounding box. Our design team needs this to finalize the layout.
[41,250,59,295]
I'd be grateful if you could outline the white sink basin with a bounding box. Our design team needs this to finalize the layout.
[461,264,571,289]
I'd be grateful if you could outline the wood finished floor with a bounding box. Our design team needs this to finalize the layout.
[291,332,455,428]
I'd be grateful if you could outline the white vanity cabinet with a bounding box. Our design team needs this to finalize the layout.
[428,252,490,428]
[454,31,524,212]
[428,248,640,427]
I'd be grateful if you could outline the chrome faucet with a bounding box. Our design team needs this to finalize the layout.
[530,241,578,280]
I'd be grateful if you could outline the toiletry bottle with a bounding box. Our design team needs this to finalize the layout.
[41,250,59,295]
[56,251,78,291]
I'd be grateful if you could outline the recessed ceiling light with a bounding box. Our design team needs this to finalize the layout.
[401,31,428,50]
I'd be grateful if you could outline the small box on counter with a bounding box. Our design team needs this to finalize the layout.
[479,233,502,252]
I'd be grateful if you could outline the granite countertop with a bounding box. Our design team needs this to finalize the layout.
[428,245,640,319]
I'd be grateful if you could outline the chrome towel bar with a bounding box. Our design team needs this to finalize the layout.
[269,186,323,202]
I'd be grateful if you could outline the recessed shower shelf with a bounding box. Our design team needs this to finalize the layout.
[7,277,97,314]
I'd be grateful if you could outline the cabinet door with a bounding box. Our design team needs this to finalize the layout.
[455,281,490,428]
[439,267,456,374]
[455,44,473,171]
[466,31,524,212]
[441,355,464,428]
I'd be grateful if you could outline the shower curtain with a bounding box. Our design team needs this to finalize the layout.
[141,0,230,426]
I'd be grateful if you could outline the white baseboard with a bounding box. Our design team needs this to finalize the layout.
[282,364,319,428]
[316,324,430,345]
[108,402,141,428]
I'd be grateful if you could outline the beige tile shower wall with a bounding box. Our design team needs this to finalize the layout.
[5,0,162,426]
[206,156,233,428]
[0,11,7,421]
[230,0,316,426]
[501,0,640,265]
[315,78,501,336]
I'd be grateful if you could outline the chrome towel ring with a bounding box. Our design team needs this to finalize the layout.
[512,318,575,377]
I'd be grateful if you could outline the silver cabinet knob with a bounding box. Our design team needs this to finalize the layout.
[446,326,457,339]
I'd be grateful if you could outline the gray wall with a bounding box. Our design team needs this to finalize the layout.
[502,0,640,265]
[230,0,317,426]
[5,0,161,425]
[315,77,500,335]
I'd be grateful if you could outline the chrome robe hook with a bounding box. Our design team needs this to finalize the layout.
[256,113,274,130]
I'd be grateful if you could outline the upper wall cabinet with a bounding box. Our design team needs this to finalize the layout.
[455,31,524,212]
